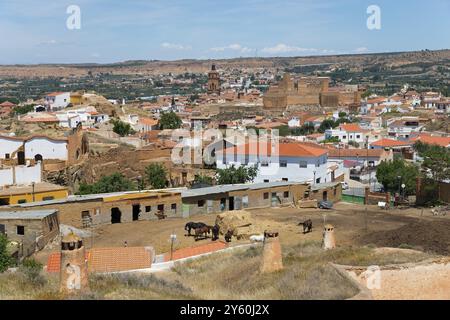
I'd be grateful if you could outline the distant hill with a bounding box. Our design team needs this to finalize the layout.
[0,49,449,78]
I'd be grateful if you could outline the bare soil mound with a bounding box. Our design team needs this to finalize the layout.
[357,220,450,255]
[215,210,282,240]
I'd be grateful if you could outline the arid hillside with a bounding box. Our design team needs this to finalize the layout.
[0,49,449,78]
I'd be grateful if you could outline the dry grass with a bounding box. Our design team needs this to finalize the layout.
[0,242,433,300]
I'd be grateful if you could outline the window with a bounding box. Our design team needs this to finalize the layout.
[17,225,25,235]
[316,178,321,184]
[145,206,151,212]
[263,192,269,200]
[17,199,27,204]
[316,161,320,167]
[171,203,177,210]
[261,161,269,167]
[299,161,307,168]
[283,191,289,198]
[282,178,288,182]
[42,196,54,201]
[343,136,347,139]
[356,135,361,139]
[280,160,287,168]
[198,200,205,207]
[242,196,249,208]
[264,179,269,183]
[5,153,9,159]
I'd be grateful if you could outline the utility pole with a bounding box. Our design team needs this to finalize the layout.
[32,182,35,202]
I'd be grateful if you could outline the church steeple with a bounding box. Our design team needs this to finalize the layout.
[207,64,220,95]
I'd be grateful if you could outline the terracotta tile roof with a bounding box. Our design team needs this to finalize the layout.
[224,142,328,158]
[367,97,387,104]
[46,252,89,273]
[139,117,159,126]
[411,134,450,148]
[339,123,362,132]
[328,148,384,158]
[47,247,153,273]
[0,101,16,107]
[371,138,412,148]
[88,247,152,273]
[164,241,228,261]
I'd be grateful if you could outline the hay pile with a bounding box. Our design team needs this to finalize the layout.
[215,210,281,240]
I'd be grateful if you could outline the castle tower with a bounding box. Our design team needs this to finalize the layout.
[260,231,283,273]
[60,232,89,293]
[207,64,220,95]
[322,224,336,250]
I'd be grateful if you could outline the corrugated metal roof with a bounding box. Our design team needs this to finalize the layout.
[182,181,307,198]
[0,209,57,220]
[9,188,186,208]
[311,181,341,191]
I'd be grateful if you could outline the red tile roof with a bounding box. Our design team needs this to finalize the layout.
[371,138,412,148]
[164,241,228,261]
[0,101,16,107]
[46,247,153,273]
[411,134,450,148]
[328,148,384,158]
[339,123,362,132]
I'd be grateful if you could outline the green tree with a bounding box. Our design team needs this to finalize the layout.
[318,119,337,133]
[145,164,168,189]
[322,136,340,144]
[0,234,13,273]
[159,111,182,130]
[291,123,316,136]
[414,141,450,182]
[338,111,347,118]
[192,174,214,186]
[112,119,135,137]
[274,125,291,137]
[376,160,419,195]
[77,173,136,195]
[216,165,258,185]
[14,104,35,115]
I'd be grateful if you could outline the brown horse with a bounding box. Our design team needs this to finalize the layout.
[194,225,212,241]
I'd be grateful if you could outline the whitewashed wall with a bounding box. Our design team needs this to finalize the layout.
[0,167,14,185]
[0,137,23,159]
[24,138,68,160]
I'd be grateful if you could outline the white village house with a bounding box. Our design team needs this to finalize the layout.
[216,142,329,184]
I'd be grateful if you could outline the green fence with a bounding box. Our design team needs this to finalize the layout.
[342,194,365,204]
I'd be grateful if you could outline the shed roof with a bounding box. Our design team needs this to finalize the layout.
[182,181,307,198]
[0,209,57,220]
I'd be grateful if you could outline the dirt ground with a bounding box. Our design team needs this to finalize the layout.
[34,202,450,265]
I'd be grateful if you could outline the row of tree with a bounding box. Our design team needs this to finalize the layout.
[375,141,450,204]
[77,164,259,195]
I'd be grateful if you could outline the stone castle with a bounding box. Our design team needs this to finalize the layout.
[263,73,361,111]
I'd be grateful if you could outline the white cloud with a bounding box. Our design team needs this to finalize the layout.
[261,44,322,54]
[161,42,192,50]
[210,43,253,54]
[355,47,369,53]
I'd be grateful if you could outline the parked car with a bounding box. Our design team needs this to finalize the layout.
[341,182,349,190]
[318,200,334,209]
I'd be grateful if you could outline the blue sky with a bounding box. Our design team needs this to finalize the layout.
[0,0,449,64]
